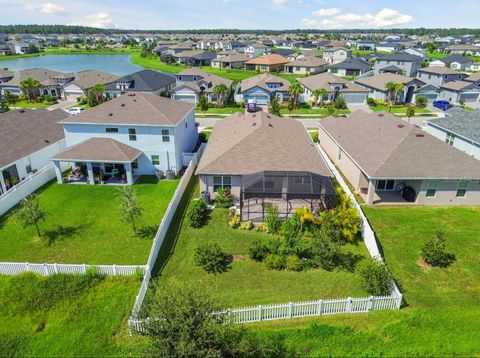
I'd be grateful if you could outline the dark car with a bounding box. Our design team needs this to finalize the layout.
[433,100,453,110]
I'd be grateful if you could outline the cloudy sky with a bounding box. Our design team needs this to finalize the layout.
[0,0,478,30]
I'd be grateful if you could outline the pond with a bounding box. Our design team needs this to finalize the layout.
[0,54,144,76]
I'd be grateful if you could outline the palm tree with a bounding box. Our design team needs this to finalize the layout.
[288,81,303,109]
[20,77,42,102]
[312,88,327,107]
[393,83,405,106]
[385,81,397,112]
[87,84,106,107]
[212,84,228,108]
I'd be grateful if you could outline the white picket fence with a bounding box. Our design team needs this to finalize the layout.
[0,261,146,276]
[129,143,206,323]
[0,163,57,217]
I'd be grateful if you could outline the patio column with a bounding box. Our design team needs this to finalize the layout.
[366,179,376,205]
[125,163,133,185]
[0,170,6,194]
[86,162,95,185]
[53,160,63,184]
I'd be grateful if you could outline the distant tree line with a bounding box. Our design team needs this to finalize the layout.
[1,24,479,36]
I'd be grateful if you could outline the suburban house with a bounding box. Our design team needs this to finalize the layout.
[170,68,233,104]
[244,54,290,72]
[322,47,352,64]
[417,66,468,87]
[0,68,66,99]
[298,72,368,104]
[244,43,270,58]
[165,42,193,55]
[437,54,473,71]
[237,73,290,104]
[470,62,480,72]
[62,70,118,101]
[210,53,250,69]
[51,93,198,185]
[354,73,424,103]
[402,48,426,59]
[437,80,480,103]
[172,50,217,66]
[319,111,480,205]
[376,42,402,53]
[465,73,480,86]
[328,58,371,77]
[356,40,376,51]
[105,69,176,97]
[445,44,480,56]
[0,69,13,86]
[283,56,328,75]
[425,108,480,160]
[0,109,67,195]
[374,53,423,77]
[271,48,296,59]
[196,111,336,221]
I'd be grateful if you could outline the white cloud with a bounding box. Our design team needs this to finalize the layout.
[301,8,414,29]
[22,2,67,15]
[69,12,116,28]
[312,8,341,17]
[272,0,288,5]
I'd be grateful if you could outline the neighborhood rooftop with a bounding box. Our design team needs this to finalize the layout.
[299,72,368,92]
[240,73,290,92]
[429,108,480,144]
[354,73,420,91]
[105,69,175,92]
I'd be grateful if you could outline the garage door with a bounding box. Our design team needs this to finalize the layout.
[343,93,366,104]
[459,93,480,103]
[64,90,84,102]
[173,94,197,103]
[245,94,269,105]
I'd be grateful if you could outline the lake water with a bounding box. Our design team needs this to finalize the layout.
[0,54,144,76]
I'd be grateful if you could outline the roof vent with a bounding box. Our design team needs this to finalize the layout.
[397,124,405,128]
[19,109,25,113]
[268,123,273,127]
[252,122,257,126]
[44,140,50,144]
[121,103,125,107]
[108,113,113,117]
[134,99,136,102]
[378,113,384,117]
[416,133,424,138]
[127,92,136,96]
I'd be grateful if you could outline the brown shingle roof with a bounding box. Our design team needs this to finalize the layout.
[240,73,290,92]
[320,111,480,179]
[196,112,332,176]
[52,138,141,163]
[440,80,477,91]
[354,73,420,92]
[1,68,64,87]
[0,109,67,168]
[213,53,250,63]
[174,68,233,93]
[418,66,459,75]
[60,93,194,126]
[466,73,480,82]
[69,70,118,90]
[245,54,290,66]
[298,72,367,93]
[286,56,328,68]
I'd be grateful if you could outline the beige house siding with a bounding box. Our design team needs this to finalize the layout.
[199,174,243,202]
[415,179,480,205]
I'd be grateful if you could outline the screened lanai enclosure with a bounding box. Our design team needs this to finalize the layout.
[240,171,337,222]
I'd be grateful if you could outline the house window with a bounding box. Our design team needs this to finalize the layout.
[151,155,160,165]
[446,133,455,145]
[376,180,395,191]
[456,180,469,197]
[128,128,137,141]
[162,129,170,142]
[132,159,138,169]
[426,180,439,197]
[213,176,231,191]
[26,165,32,174]
[106,127,118,133]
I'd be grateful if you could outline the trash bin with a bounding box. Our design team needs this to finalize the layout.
[165,170,175,180]
[201,191,211,204]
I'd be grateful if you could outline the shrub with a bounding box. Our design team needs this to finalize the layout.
[421,231,456,268]
[285,255,302,271]
[188,200,209,228]
[255,223,269,233]
[265,203,281,234]
[357,259,392,296]
[311,236,341,271]
[214,188,233,208]
[228,214,241,229]
[240,220,254,230]
[264,254,285,270]
[334,95,347,109]
[415,95,427,108]
[248,241,271,262]
[193,243,232,274]
[310,132,319,143]
[366,97,376,107]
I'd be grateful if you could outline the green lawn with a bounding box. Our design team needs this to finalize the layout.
[280,107,350,116]
[370,104,431,114]
[0,177,179,264]
[130,51,187,73]
[152,178,369,308]
[252,207,480,356]
[0,273,146,357]
[9,100,52,109]
[195,106,244,114]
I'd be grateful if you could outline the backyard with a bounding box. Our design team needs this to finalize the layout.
[0,177,179,264]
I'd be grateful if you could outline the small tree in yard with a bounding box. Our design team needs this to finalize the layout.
[87,84,106,107]
[197,92,208,114]
[357,258,392,296]
[16,194,46,237]
[4,91,17,108]
[406,105,416,122]
[214,188,233,208]
[334,95,347,110]
[421,231,456,268]
[268,96,282,116]
[0,99,9,113]
[119,186,143,235]
[194,243,232,274]
[187,199,209,228]
[415,95,427,108]
[265,203,281,234]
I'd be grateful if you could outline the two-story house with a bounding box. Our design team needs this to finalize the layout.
[51,94,198,185]
[105,69,176,98]
[374,53,423,77]
[322,47,352,64]
[244,43,270,58]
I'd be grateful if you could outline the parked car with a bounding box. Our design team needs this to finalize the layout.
[433,100,453,110]
[66,107,85,115]
[246,99,257,112]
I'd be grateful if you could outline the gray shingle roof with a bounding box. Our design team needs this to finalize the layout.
[320,111,480,179]
[418,66,460,75]
[298,72,368,93]
[377,53,423,62]
[354,73,420,92]
[441,54,473,65]
[429,108,480,144]
[196,112,331,177]
[106,69,175,92]
[240,73,290,92]
[286,56,328,67]
[329,58,370,71]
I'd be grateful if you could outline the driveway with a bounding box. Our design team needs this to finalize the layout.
[348,103,373,113]
[47,100,77,111]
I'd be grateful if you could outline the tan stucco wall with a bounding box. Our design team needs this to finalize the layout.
[415,179,480,205]
[199,174,243,202]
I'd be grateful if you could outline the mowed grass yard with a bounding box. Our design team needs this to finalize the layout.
[0,177,179,264]
[153,178,370,308]
[0,273,146,357]
[251,207,480,356]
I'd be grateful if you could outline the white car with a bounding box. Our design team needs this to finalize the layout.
[66,107,85,115]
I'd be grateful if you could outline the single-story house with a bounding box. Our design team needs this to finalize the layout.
[196,111,336,221]
[319,110,480,205]
[402,48,426,59]
[171,68,233,104]
[244,54,290,73]
[374,53,423,77]
[298,72,368,104]
[470,62,480,72]
[172,50,217,66]
[105,69,176,97]
[425,108,480,160]
[238,73,290,104]
[445,44,480,56]
[328,58,371,77]
[439,55,473,71]
[376,42,402,53]
[210,53,251,69]
[356,41,376,51]
[284,56,328,75]
[465,73,480,86]
[322,47,352,64]
[62,70,118,101]
[438,80,480,103]
[0,68,67,99]
[0,109,67,194]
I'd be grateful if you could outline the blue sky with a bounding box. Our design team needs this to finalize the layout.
[0,0,478,30]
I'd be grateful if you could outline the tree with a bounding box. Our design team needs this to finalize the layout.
[87,84,106,107]
[357,259,392,296]
[268,96,281,116]
[288,80,303,109]
[197,92,209,114]
[212,83,228,108]
[385,81,396,111]
[421,231,456,268]
[0,99,9,113]
[194,243,232,274]
[406,105,416,122]
[16,194,46,237]
[415,95,428,108]
[140,282,283,357]
[187,199,209,228]
[312,88,327,107]
[393,83,404,106]
[20,77,42,102]
[119,186,144,234]
[4,90,18,108]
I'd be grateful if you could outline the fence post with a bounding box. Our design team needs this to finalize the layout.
[258,305,263,322]
[317,299,323,315]
[288,302,293,318]
[396,293,403,309]
[369,296,375,311]
[25,262,30,272]
[83,263,87,274]
[367,296,374,311]
[346,297,353,313]
[54,263,58,274]
[43,263,49,276]
[113,264,117,276]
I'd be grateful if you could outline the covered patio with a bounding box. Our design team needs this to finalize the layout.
[51,138,142,185]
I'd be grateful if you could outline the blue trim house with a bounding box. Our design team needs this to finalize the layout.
[238,73,290,105]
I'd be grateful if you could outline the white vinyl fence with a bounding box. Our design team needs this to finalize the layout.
[0,163,57,217]
[129,143,206,323]
[0,262,146,276]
